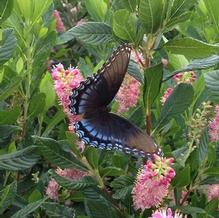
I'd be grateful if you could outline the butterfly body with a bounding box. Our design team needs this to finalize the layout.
[69,44,162,158]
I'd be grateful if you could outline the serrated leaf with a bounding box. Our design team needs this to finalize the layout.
[0,182,17,215]
[110,175,134,189]
[11,198,47,218]
[42,202,75,218]
[0,146,39,170]
[164,38,219,59]
[139,0,164,33]
[204,70,219,97]
[84,147,100,169]
[143,63,163,108]
[113,9,138,42]
[57,22,114,45]
[34,136,87,171]
[51,171,96,190]
[0,29,17,65]
[157,84,194,128]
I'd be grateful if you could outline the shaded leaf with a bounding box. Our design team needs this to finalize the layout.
[57,22,114,45]
[204,70,219,97]
[143,63,163,108]
[0,29,17,65]
[34,136,87,171]
[172,165,191,187]
[51,171,96,190]
[177,205,206,214]
[0,0,14,24]
[11,198,47,218]
[42,202,75,218]
[0,182,17,215]
[0,107,20,125]
[157,84,194,128]
[0,146,39,170]
[29,93,45,117]
[128,59,143,83]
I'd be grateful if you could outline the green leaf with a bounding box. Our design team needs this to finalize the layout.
[11,198,47,218]
[205,199,219,216]
[113,9,138,42]
[51,171,96,190]
[0,0,14,24]
[177,206,206,215]
[157,83,194,128]
[42,202,75,218]
[172,165,191,187]
[112,186,132,200]
[57,22,114,45]
[85,0,107,21]
[139,0,164,33]
[0,182,17,215]
[143,63,163,108]
[110,175,134,189]
[164,38,219,59]
[128,59,143,83]
[204,70,219,97]
[0,125,20,146]
[42,111,65,137]
[100,167,124,177]
[84,147,100,169]
[39,73,56,112]
[83,188,116,218]
[0,107,20,125]
[205,167,219,177]
[204,0,219,35]
[29,93,46,117]
[0,29,17,65]
[0,146,39,170]
[34,136,88,171]
[199,129,208,164]
[120,0,137,12]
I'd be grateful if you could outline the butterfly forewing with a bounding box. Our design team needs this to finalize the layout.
[69,44,131,115]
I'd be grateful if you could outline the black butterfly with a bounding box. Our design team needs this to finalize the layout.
[69,44,162,158]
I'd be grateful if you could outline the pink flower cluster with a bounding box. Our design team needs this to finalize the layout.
[132,155,175,211]
[150,208,186,218]
[208,105,219,142]
[131,50,145,68]
[46,168,87,201]
[207,184,219,201]
[53,10,65,33]
[161,71,196,105]
[173,71,196,84]
[52,63,84,124]
[116,74,140,112]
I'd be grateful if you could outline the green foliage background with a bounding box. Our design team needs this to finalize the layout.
[0,0,219,217]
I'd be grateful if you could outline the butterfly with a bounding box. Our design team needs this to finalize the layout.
[69,44,162,158]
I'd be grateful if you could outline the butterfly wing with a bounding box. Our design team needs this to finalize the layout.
[74,112,162,158]
[69,44,131,115]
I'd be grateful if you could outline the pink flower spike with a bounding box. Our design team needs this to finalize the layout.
[116,74,140,112]
[208,105,219,142]
[150,208,186,218]
[132,156,175,211]
[53,10,65,33]
[207,184,219,201]
[46,179,59,201]
[161,87,173,105]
